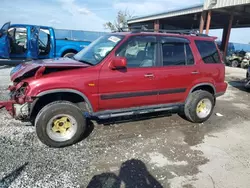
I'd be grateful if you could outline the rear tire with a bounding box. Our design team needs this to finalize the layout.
[63,52,76,58]
[35,101,86,148]
[184,90,215,123]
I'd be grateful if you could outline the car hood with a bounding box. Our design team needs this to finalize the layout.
[10,57,90,82]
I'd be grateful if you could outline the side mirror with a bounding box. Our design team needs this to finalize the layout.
[109,57,127,70]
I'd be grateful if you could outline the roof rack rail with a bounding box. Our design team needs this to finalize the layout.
[113,25,209,37]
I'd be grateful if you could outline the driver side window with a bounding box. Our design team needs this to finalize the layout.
[38,29,51,56]
[8,27,27,54]
[115,36,157,68]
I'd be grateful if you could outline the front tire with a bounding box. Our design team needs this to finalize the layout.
[184,90,215,123]
[35,101,86,148]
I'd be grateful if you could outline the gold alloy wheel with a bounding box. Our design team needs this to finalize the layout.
[196,98,212,119]
[46,114,78,142]
[52,117,72,134]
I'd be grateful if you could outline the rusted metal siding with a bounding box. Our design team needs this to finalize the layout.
[128,5,203,24]
[204,0,250,10]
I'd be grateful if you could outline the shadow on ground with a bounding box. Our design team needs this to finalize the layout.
[228,77,250,93]
[75,119,95,145]
[85,159,165,188]
[0,162,28,188]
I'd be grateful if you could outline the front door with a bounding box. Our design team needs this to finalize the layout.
[156,37,200,104]
[0,22,10,58]
[98,35,160,111]
[28,26,39,59]
[9,26,28,59]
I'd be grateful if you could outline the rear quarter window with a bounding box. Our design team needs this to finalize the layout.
[195,40,221,64]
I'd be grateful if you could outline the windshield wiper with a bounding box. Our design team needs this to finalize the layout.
[78,60,94,66]
[73,57,94,66]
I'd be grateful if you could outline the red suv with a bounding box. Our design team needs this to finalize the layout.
[0,31,227,147]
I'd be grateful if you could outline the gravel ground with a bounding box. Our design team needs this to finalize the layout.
[0,66,250,188]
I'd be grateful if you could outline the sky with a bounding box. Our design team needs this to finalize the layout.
[1,0,250,44]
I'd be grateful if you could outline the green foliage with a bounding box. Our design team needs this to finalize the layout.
[104,10,133,31]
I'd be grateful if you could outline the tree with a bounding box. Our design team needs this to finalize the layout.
[104,10,133,32]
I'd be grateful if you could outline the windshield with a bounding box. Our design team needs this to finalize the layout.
[74,34,125,65]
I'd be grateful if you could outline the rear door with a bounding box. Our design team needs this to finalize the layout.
[194,39,226,94]
[0,22,10,58]
[28,26,40,59]
[155,36,200,104]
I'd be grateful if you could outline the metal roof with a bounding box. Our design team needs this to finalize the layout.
[128,0,250,24]
[127,4,204,24]
[204,0,250,10]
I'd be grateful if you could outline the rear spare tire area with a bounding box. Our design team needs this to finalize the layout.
[35,101,86,148]
[184,90,215,123]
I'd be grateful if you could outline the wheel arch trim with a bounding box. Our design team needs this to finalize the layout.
[189,83,216,95]
[34,89,93,112]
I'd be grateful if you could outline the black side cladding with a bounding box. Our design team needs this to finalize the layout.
[101,88,186,100]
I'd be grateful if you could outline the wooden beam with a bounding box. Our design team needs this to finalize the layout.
[206,10,212,34]
[199,11,207,33]
[223,12,234,58]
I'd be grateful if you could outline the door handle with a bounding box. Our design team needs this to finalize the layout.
[144,73,154,78]
[191,71,200,75]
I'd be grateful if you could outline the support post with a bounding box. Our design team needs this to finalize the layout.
[199,11,207,33]
[205,10,212,35]
[221,12,234,58]
[154,20,160,32]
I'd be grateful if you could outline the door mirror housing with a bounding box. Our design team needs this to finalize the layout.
[109,56,127,70]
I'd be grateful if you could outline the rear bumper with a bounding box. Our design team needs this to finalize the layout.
[0,100,30,120]
[215,82,228,97]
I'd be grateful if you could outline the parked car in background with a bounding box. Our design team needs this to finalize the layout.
[216,41,250,68]
[0,22,106,65]
[0,30,227,147]
[241,52,250,69]
[226,50,246,67]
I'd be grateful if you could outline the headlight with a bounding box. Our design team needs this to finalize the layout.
[11,82,29,98]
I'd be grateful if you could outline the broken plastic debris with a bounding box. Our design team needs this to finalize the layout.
[216,113,223,117]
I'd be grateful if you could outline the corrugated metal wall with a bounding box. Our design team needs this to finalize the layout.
[128,6,203,24]
[204,0,250,10]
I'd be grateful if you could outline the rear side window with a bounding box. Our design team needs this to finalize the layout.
[195,40,220,64]
[162,43,194,66]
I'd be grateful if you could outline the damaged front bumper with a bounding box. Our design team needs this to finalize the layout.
[0,82,32,120]
[0,100,16,116]
[0,101,30,120]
